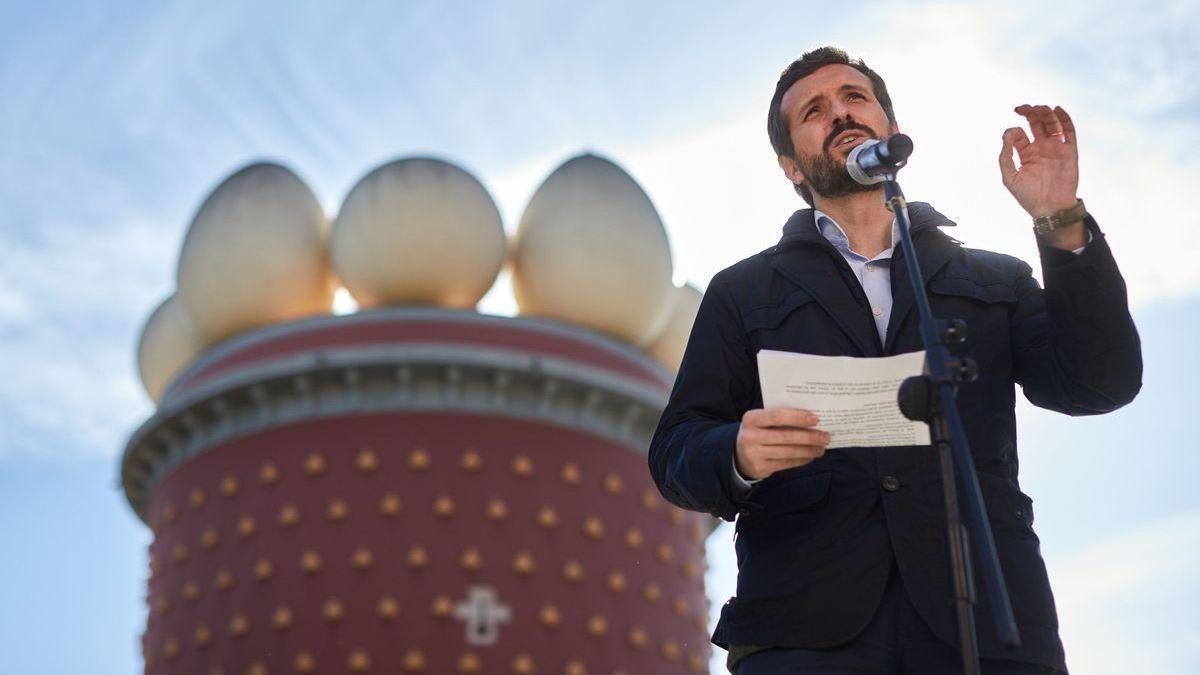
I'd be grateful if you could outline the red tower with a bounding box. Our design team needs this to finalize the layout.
[121,308,714,674]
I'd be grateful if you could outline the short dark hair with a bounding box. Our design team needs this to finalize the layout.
[768,46,896,204]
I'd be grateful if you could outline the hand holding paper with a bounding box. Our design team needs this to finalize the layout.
[757,350,930,449]
[734,407,831,481]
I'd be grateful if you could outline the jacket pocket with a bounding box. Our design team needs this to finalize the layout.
[927,277,1019,363]
[735,469,832,532]
[742,289,816,332]
[977,472,1038,538]
[928,277,1018,306]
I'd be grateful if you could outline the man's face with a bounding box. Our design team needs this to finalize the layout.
[777,63,897,201]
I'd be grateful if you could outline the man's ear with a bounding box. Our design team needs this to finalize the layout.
[777,154,806,190]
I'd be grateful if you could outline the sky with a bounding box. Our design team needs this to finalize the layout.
[1,0,1198,673]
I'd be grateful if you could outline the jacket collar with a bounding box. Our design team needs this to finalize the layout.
[774,201,956,250]
[767,201,960,356]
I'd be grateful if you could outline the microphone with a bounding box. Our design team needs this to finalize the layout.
[846,133,913,185]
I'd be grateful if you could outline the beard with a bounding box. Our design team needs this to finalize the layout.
[795,122,884,200]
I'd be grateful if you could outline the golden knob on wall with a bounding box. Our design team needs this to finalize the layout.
[511,454,535,477]
[512,550,536,575]
[162,637,180,661]
[201,528,219,549]
[322,597,345,622]
[214,567,234,591]
[402,649,427,671]
[457,652,483,674]
[460,547,484,571]
[433,495,456,518]
[219,475,239,497]
[461,449,483,471]
[351,546,375,571]
[228,613,249,637]
[259,462,279,484]
[347,648,371,672]
[536,506,558,529]
[408,448,432,470]
[582,516,605,540]
[326,499,350,522]
[586,614,607,636]
[253,557,273,581]
[603,472,624,494]
[628,625,649,648]
[304,452,326,476]
[279,503,300,527]
[354,447,379,473]
[294,651,316,673]
[379,493,403,516]
[485,498,508,521]
[300,550,322,574]
[236,515,256,538]
[431,595,453,618]
[272,605,294,630]
[560,462,582,484]
[606,570,627,592]
[407,545,430,569]
[563,560,585,583]
[377,594,400,620]
[537,603,562,628]
[511,653,536,674]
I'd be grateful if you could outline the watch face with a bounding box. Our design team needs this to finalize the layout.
[1034,217,1061,235]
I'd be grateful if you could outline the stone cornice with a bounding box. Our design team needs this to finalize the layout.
[120,342,670,523]
[162,307,673,405]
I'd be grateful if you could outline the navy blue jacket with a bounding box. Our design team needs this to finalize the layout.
[647,203,1142,672]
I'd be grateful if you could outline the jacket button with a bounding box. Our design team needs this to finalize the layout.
[881,475,900,492]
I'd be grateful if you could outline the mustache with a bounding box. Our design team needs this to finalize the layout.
[824,121,878,152]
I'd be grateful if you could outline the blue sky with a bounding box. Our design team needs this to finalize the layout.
[2,1,1197,673]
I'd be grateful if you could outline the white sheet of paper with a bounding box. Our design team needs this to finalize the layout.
[757,349,931,448]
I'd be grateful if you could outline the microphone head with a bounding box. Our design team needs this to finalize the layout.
[884,134,914,163]
[846,134,912,185]
[846,138,880,165]
[846,138,885,186]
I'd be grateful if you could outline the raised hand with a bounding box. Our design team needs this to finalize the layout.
[998,104,1080,219]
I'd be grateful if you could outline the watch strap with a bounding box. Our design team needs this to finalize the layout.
[1033,199,1087,235]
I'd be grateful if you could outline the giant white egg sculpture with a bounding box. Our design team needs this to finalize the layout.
[330,157,506,309]
[176,162,335,343]
[646,283,703,372]
[136,293,208,404]
[511,154,674,346]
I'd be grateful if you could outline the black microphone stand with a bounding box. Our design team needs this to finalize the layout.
[883,175,1022,675]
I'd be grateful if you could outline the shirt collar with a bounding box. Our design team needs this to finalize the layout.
[813,209,900,261]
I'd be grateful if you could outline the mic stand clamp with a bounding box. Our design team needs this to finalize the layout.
[884,183,1021,675]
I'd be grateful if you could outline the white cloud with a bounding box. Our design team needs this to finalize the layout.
[702,514,1200,675]
[1048,510,1200,675]
[611,1,1200,304]
[0,215,166,460]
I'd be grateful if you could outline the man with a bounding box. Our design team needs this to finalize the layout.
[647,47,1142,674]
